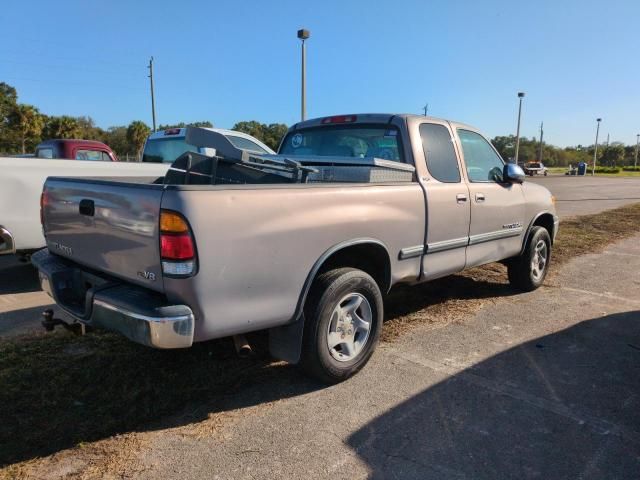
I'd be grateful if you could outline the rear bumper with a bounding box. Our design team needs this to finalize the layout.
[32,249,194,349]
[553,215,559,242]
[0,226,15,255]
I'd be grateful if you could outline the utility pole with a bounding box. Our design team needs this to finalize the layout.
[297,29,310,121]
[635,134,639,168]
[514,92,525,164]
[537,122,544,162]
[148,57,157,132]
[423,103,429,116]
[592,118,601,175]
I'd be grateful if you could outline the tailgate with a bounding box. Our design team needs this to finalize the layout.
[42,177,165,292]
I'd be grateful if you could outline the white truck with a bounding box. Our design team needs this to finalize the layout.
[0,157,169,257]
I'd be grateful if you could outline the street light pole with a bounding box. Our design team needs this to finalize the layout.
[297,29,310,121]
[148,56,157,132]
[635,134,639,168]
[592,118,601,176]
[514,92,525,164]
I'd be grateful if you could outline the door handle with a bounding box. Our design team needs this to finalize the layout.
[475,193,486,203]
[79,199,95,216]
[456,193,468,203]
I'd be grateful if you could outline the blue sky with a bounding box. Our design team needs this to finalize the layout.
[3,0,639,146]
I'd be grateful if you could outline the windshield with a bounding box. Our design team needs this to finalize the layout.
[142,137,198,163]
[279,125,404,162]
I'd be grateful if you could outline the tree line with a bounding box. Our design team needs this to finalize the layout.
[1,80,636,165]
[491,135,636,168]
[0,82,287,158]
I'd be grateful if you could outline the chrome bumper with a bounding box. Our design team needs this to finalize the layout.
[0,226,15,255]
[33,249,194,349]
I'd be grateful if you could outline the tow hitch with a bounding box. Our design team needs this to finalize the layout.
[41,309,90,336]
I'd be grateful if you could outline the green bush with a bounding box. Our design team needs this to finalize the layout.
[622,166,640,172]
[594,167,621,174]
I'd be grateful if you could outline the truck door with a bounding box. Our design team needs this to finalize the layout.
[419,122,470,280]
[455,128,526,267]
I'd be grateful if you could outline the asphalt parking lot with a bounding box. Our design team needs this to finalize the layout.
[1,175,639,478]
[529,175,640,217]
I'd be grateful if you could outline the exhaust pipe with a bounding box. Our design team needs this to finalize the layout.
[233,334,253,358]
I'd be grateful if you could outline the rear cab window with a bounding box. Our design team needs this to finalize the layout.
[36,148,54,159]
[280,125,405,163]
[142,137,198,163]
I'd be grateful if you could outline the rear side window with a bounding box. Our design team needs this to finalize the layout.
[75,149,107,161]
[36,148,53,159]
[225,135,269,154]
[420,123,460,183]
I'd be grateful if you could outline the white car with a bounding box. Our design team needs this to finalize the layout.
[141,127,275,164]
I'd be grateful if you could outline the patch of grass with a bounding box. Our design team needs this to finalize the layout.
[1,203,640,474]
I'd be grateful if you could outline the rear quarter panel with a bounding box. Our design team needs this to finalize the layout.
[161,183,425,341]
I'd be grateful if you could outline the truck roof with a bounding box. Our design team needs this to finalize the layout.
[290,113,478,132]
[37,139,111,147]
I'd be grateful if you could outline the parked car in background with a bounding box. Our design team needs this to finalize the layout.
[523,161,548,176]
[141,127,275,164]
[35,139,118,162]
[34,115,558,384]
[0,157,168,258]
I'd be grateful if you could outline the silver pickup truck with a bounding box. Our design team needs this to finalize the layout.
[32,114,558,383]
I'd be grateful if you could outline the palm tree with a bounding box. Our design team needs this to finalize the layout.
[8,104,44,153]
[126,121,151,160]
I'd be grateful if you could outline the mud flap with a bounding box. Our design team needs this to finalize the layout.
[268,315,305,364]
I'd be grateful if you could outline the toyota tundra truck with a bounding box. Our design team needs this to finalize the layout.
[32,114,558,383]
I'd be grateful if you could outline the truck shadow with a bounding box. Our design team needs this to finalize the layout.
[0,266,521,466]
[347,311,640,479]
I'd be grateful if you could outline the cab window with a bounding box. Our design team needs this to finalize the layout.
[36,148,53,159]
[75,149,107,161]
[457,129,504,182]
[420,123,460,183]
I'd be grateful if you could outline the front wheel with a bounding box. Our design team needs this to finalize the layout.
[300,268,383,384]
[507,226,551,292]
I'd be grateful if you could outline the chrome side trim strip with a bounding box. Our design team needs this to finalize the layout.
[0,226,16,255]
[469,227,523,246]
[426,237,469,254]
[399,245,425,260]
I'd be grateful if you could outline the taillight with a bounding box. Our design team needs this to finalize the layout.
[160,210,197,276]
[40,189,49,226]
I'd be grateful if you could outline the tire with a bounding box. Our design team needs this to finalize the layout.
[507,226,551,292]
[300,268,383,384]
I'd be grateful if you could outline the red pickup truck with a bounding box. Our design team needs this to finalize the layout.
[35,139,118,161]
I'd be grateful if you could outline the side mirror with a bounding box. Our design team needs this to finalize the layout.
[503,163,525,184]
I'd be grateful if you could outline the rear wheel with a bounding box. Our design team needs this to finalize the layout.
[300,268,383,384]
[507,226,551,292]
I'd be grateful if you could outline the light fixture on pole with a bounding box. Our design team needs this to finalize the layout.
[592,118,602,176]
[514,92,525,164]
[297,28,310,121]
